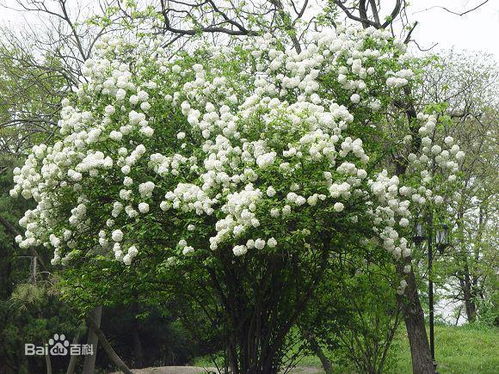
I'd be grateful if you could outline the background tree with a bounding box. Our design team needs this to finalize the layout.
[418,50,499,325]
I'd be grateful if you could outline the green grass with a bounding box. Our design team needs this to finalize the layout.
[390,324,499,374]
[193,325,499,373]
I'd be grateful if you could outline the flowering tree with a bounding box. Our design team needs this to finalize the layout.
[419,51,499,325]
[11,23,463,373]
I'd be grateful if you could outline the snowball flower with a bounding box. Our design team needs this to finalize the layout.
[350,94,360,104]
[254,238,266,250]
[138,181,155,198]
[399,218,409,227]
[182,246,195,255]
[138,202,150,213]
[266,186,276,197]
[128,245,138,257]
[256,152,277,168]
[333,202,344,212]
[111,229,123,242]
[267,237,277,248]
[123,255,132,265]
[233,245,247,256]
[105,105,115,115]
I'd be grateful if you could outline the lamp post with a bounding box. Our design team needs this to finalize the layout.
[428,223,436,370]
[413,221,450,374]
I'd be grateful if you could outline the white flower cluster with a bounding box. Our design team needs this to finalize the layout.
[232,237,278,257]
[10,24,459,287]
[210,186,262,250]
[407,114,465,202]
[163,183,216,215]
[386,69,414,88]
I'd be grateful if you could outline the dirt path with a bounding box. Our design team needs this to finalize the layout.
[110,366,324,374]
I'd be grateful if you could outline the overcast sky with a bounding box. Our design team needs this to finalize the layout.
[1,0,498,60]
[410,0,499,59]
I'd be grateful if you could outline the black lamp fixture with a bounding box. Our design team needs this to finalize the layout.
[413,222,426,245]
[435,224,450,254]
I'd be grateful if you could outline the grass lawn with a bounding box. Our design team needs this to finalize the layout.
[193,325,499,373]
[389,324,499,374]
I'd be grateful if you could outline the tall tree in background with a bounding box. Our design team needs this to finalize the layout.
[420,51,498,324]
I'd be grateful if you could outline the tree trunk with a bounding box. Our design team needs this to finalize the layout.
[82,306,102,374]
[208,247,329,374]
[31,256,37,284]
[45,344,53,374]
[303,332,334,374]
[464,298,477,323]
[462,275,477,323]
[390,98,435,373]
[132,320,144,368]
[86,314,134,374]
[457,208,478,323]
[66,331,81,374]
[400,268,435,374]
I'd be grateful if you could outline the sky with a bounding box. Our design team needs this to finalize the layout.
[1,0,498,61]
[410,0,499,60]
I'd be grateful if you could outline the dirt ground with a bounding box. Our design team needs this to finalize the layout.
[109,366,324,374]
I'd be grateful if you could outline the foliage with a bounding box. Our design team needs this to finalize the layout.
[419,51,499,324]
[299,250,401,374]
[0,45,67,154]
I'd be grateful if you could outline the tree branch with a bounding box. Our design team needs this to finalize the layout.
[417,0,490,17]
[86,314,133,374]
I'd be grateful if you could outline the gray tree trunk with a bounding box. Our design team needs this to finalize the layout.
[45,344,53,374]
[82,306,103,374]
[65,331,81,374]
[400,268,435,374]
[308,337,334,374]
[86,314,134,374]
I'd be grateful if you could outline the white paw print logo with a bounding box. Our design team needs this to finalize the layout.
[48,333,69,356]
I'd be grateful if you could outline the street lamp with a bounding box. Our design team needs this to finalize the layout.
[435,224,450,254]
[412,221,451,374]
[413,223,426,245]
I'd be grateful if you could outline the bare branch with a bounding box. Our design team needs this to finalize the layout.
[160,0,258,36]
[411,39,438,52]
[416,0,490,17]
[403,21,418,44]
[381,0,402,28]
[334,1,380,28]
[368,0,381,25]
